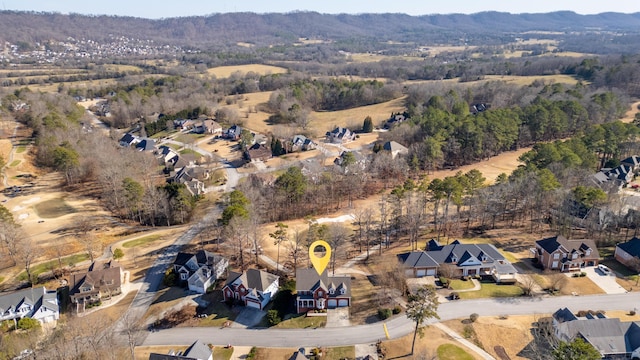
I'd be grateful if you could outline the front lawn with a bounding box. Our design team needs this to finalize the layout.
[18,253,90,282]
[197,291,237,327]
[449,279,476,291]
[272,313,326,329]
[458,283,523,299]
[212,346,233,360]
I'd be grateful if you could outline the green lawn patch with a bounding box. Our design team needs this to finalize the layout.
[449,279,476,290]
[18,253,90,282]
[437,344,474,360]
[9,160,20,167]
[16,146,27,153]
[212,347,233,360]
[459,283,524,300]
[32,198,77,218]
[175,133,199,144]
[122,234,162,248]
[167,143,182,150]
[179,148,200,157]
[324,346,356,360]
[196,291,237,327]
[273,313,326,329]
[0,276,4,283]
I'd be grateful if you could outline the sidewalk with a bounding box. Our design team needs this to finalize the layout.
[433,323,496,360]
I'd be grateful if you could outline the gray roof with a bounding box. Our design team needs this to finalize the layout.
[382,141,408,154]
[0,286,58,318]
[423,240,506,265]
[617,237,640,258]
[226,269,278,292]
[149,340,211,360]
[397,251,439,268]
[296,268,351,298]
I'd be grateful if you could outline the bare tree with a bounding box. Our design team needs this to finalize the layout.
[547,271,567,294]
[327,223,350,275]
[16,236,39,284]
[74,215,100,262]
[0,220,22,266]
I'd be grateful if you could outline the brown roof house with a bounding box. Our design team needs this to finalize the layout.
[223,269,279,310]
[533,235,599,272]
[69,260,127,313]
[245,143,272,162]
[295,268,351,313]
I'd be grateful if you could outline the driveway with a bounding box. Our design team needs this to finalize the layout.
[232,307,266,328]
[326,307,350,327]
[579,266,628,294]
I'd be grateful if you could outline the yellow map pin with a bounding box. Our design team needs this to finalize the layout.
[309,240,331,275]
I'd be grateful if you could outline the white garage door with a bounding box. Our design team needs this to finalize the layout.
[327,299,337,308]
[338,299,349,307]
[405,269,414,276]
[426,269,436,276]
[416,269,427,277]
[246,300,261,309]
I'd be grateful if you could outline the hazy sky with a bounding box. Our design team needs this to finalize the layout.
[2,0,639,19]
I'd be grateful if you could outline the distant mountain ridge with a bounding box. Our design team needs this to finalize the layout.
[1,10,639,48]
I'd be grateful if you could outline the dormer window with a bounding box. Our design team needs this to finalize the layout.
[329,288,335,295]
[340,288,346,295]
[585,249,591,256]
[481,255,487,261]
[451,256,458,263]
[318,291,323,297]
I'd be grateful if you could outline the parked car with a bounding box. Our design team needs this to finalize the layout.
[598,264,612,276]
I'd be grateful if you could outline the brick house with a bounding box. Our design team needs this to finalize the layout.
[615,237,640,271]
[222,269,279,310]
[533,235,599,272]
[295,268,351,313]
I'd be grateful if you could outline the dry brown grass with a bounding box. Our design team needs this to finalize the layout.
[381,325,482,359]
[482,74,579,86]
[207,64,287,78]
[347,53,425,63]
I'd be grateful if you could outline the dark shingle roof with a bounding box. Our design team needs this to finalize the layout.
[397,251,439,268]
[174,252,194,267]
[295,268,351,298]
[536,235,599,258]
[617,237,640,258]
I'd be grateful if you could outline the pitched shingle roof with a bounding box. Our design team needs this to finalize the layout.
[536,235,599,258]
[295,268,351,298]
[617,237,640,258]
[397,251,439,268]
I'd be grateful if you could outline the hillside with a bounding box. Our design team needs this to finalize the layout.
[1,11,640,51]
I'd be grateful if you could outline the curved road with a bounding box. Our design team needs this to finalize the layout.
[143,292,639,347]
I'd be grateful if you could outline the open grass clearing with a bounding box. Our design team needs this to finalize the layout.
[9,160,20,167]
[481,74,579,86]
[438,344,475,360]
[349,274,383,324]
[122,234,162,248]
[32,197,77,218]
[381,324,482,359]
[207,64,287,78]
[15,146,26,154]
[18,253,90,281]
[458,282,523,299]
[449,279,476,290]
[178,148,200,157]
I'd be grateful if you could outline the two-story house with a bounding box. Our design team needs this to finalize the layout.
[222,269,279,310]
[533,235,599,272]
[326,127,356,144]
[0,286,59,325]
[295,269,351,313]
[173,250,228,294]
[398,239,518,283]
[615,237,640,271]
[69,260,126,312]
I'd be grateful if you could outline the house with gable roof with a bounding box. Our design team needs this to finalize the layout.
[149,339,212,360]
[533,235,599,272]
[615,237,640,271]
[398,239,517,282]
[326,127,356,144]
[69,260,126,312]
[0,286,59,324]
[295,268,351,313]
[382,140,408,159]
[551,307,640,359]
[290,135,316,152]
[173,250,228,294]
[222,269,279,309]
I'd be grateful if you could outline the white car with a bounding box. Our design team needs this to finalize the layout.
[598,264,612,276]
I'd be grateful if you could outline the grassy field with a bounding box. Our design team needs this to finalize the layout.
[212,347,233,360]
[458,283,524,300]
[18,253,90,281]
[9,160,20,167]
[122,234,162,248]
[481,74,580,86]
[33,198,77,218]
[16,146,26,153]
[437,344,475,360]
[207,64,287,78]
[449,279,476,291]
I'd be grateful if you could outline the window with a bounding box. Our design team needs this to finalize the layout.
[318,291,323,297]
[585,249,591,256]
[329,289,335,295]
[553,253,560,259]
[572,253,578,259]
[340,288,346,295]
[180,273,188,280]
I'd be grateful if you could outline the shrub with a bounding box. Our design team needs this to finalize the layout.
[462,324,475,339]
[377,308,392,320]
[112,248,124,260]
[469,313,479,323]
[630,310,637,316]
[246,347,257,360]
[580,272,587,277]
[163,268,177,287]
[392,305,402,314]
[572,273,580,278]
[267,309,281,326]
[439,277,450,287]
[17,318,40,331]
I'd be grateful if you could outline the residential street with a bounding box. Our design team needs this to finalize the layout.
[143,292,639,347]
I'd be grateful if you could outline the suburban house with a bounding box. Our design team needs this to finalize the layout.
[533,235,599,272]
[136,138,156,152]
[295,268,351,313]
[333,151,368,171]
[397,239,518,283]
[172,164,210,196]
[173,250,228,294]
[621,155,640,171]
[193,119,222,136]
[382,141,408,159]
[615,237,640,271]
[326,127,356,144]
[290,135,316,152]
[149,339,212,360]
[69,260,126,312]
[222,269,279,310]
[119,133,140,147]
[245,143,272,162]
[225,125,242,140]
[551,307,640,359]
[157,145,180,166]
[0,286,59,324]
[592,155,639,189]
[384,113,406,129]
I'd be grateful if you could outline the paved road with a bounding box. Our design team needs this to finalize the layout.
[144,292,639,347]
